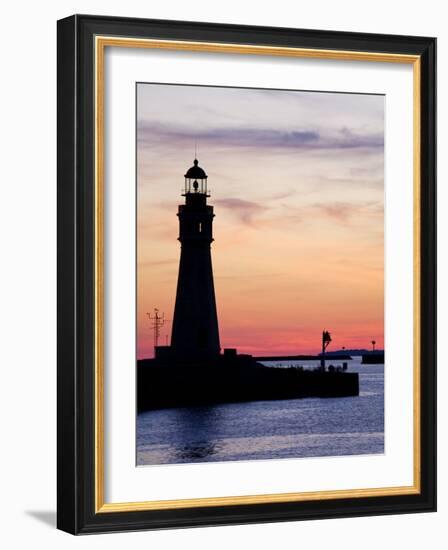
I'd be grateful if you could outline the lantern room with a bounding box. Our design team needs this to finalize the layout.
[183,158,209,195]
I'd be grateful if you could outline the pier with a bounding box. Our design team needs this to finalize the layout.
[137,352,359,411]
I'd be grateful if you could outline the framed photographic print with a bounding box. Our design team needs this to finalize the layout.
[57,14,436,534]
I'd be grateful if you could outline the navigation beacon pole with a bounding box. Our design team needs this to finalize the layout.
[321,330,332,371]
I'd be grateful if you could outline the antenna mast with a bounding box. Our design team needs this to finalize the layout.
[147,308,166,351]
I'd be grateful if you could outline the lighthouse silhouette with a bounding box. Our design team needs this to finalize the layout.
[170,158,221,360]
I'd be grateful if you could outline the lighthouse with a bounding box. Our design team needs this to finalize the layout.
[169,158,221,360]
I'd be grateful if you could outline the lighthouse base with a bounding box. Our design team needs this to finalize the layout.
[137,353,359,411]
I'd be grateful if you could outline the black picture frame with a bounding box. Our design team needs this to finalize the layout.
[57,14,436,534]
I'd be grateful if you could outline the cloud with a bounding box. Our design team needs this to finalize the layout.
[311,201,383,224]
[137,122,383,152]
[336,127,383,149]
[266,189,297,201]
[213,198,269,225]
[139,258,177,269]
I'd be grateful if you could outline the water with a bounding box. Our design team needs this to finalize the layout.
[136,357,384,465]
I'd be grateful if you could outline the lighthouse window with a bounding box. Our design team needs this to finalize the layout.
[198,222,202,233]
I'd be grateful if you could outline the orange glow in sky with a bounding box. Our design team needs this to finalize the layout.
[137,84,384,358]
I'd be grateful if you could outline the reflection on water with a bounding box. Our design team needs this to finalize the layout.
[177,442,219,461]
[172,405,221,461]
[137,359,384,466]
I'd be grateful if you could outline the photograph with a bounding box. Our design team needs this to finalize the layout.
[136,82,385,466]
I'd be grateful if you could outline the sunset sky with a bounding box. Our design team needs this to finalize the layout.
[137,83,384,359]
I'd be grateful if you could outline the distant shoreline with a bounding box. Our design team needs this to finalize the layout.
[254,354,352,362]
[138,350,385,363]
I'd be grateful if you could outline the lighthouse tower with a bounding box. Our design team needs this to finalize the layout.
[170,159,221,360]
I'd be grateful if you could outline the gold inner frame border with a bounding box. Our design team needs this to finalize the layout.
[94,35,421,513]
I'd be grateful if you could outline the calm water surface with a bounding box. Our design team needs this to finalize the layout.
[137,358,384,465]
